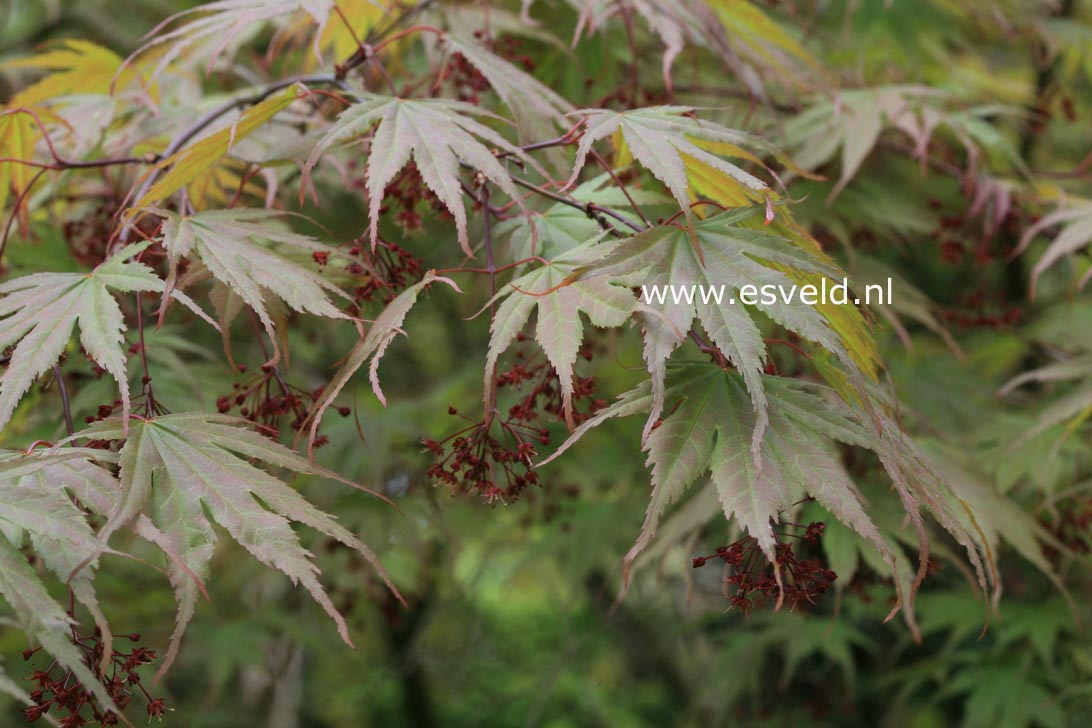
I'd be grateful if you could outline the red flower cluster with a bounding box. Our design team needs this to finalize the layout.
[692,520,836,615]
[342,238,424,304]
[499,337,606,426]
[422,406,547,505]
[216,366,350,441]
[23,622,167,726]
[349,160,448,237]
[926,196,1030,328]
[423,339,605,505]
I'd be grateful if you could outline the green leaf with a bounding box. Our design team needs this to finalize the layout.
[306,272,461,445]
[542,365,899,604]
[126,0,347,89]
[0,449,124,713]
[442,34,574,143]
[1012,199,1092,297]
[782,86,1006,199]
[543,364,998,623]
[921,441,1067,604]
[496,173,669,262]
[568,0,698,89]
[62,413,402,678]
[484,238,637,426]
[567,106,791,228]
[574,208,852,450]
[133,84,301,209]
[304,94,542,257]
[944,661,1066,728]
[0,242,211,432]
[149,207,352,363]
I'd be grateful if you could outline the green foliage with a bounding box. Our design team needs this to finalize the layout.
[0,0,1089,725]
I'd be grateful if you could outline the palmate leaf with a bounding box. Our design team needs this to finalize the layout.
[854,255,962,358]
[0,109,43,218]
[574,208,856,451]
[484,239,637,427]
[0,241,211,433]
[62,413,402,677]
[0,449,124,713]
[558,0,819,92]
[999,353,1092,452]
[305,272,461,446]
[2,39,131,107]
[703,0,822,88]
[919,443,1065,606]
[149,207,352,363]
[303,94,543,257]
[782,86,1020,200]
[124,0,347,89]
[566,106,800,230]
[541,364,996,624]
[541,364,901,608]
[310,0,389,60]
[569,0,698,89]
[1012,199,1092,296]
[442,34,574,144]
[133,84,301,209]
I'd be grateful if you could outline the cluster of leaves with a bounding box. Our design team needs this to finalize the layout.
[0,0,1089,725]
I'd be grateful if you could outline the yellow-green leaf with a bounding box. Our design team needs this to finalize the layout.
[133,84,300,209]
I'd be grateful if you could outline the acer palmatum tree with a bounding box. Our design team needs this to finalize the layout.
[0,0,1088,725]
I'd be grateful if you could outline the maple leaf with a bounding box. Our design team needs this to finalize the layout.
[496,173,670,261]
[566,0,708,90]
[0,109,43,222]
[782,86,1021,200]
[573,207,856,451]
[703,0,823,88]
[148,207,352,363]
[566,106,801,230]
[0,241,212,433]
[312,0,389,60]
[854,255,962,358]
[559,0,819,92]
[1011,199,1092,297]
[442,33,575,142]
[541,365,901,607]
[920,443,1067,607]
[124,0,347,89]
[1000,353,1092,446]
[2,39,130,107]
[305,272,461,448]
[133,83,301,210]
[484,239,637,427]
[0,449,123,712]
[542,364,995,620]
[62,412,402,676]
[303,94,543,257]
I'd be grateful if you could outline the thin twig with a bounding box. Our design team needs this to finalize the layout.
[509,174,646,236]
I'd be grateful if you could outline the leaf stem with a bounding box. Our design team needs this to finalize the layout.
[508,174,646,236]
[52,364,75,437]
